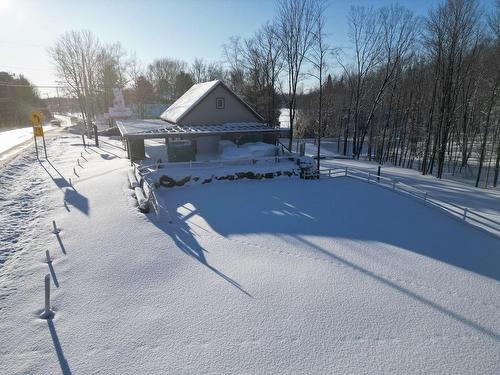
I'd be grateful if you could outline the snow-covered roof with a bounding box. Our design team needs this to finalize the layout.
[160,80,264,124]
[160,80,220,124]
[117,119,285,139]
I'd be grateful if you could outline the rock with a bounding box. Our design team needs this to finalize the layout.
[159,175,176,188]
[202,176,213,184]
[176,176,191,186]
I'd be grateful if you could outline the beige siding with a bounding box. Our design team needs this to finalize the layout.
[179,85,261,126]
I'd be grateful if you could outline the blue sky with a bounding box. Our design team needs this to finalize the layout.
[0,0,496,95]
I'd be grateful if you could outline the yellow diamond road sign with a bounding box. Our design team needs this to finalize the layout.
[33,125,44,137]
[30,111,43,126]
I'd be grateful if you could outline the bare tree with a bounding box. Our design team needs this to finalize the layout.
[190,57,208,83]
[345,6,383,157]
[48,30,103,136]
[147,58,187,101]
[426,0,482,178]
[355,5,419,159]
[222,36,246,94]
[304,2,329,173]
[276,0,319,150]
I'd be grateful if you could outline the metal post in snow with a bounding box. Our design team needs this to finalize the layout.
[345,167,348,176]
[69,177,72,186]
[34,133,39,160]
[463,208,468,222]
[424,192,427,202]
[73,167,76,175]
[46,250,51,264]
[42,274,52,319]
[52,220,60,234]
[392,181,396,190]
[77,159,80,167]
[328,169,331,177]
[42,132,48,159]
[377,166,381,182]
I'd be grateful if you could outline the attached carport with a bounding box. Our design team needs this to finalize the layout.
[116,119,286,162]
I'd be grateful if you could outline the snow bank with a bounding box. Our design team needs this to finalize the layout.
[220,141,277,160]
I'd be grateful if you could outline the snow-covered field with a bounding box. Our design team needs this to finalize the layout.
[1,131,499,374]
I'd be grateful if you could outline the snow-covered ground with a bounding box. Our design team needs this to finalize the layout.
[1,131,499,374]
[287,138,500,224]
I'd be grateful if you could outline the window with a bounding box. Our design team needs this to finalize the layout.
[216,97,225,109]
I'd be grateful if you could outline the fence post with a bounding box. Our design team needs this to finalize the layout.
[463,208,468,222]
[377,166,381,182]
[328,169,331,177]
[46,250,51,263]
[42,274,52,319]
[345,167,348,176]
[52,220,60,234]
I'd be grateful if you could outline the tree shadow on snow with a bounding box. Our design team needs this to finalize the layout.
[63,188,89,216]
[149,213,252,297]
[39,160,70,189]
[158,179,500,340]
[162,179,500,282]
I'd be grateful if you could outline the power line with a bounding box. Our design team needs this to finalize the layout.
[0,64,52,71]
[0,82,69,89]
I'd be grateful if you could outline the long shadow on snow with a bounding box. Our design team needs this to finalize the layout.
[63,189,89,215]
[148,213,252,297]
[47,319,72,375]
[39,160,70,189]
[159,178,500,339]
[39,159,89,215]
[163,178,500,282]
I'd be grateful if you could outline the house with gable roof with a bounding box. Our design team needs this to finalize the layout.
[117,80,285,162]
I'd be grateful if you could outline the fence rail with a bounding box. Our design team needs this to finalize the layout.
[139,154,300,176]
[319,166,500,237]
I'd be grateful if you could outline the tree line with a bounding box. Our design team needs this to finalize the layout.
[0,72,44,128]
[297,0,500,187]
[49,0,500,187]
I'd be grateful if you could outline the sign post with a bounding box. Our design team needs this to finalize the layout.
[30,111,47,159]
